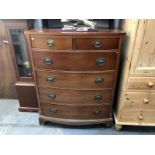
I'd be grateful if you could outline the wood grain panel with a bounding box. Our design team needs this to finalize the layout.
[0,20,17,98]
[38,87,112,105]
[114,20,138,117]
[36,70,115,89]
[127,77,155,90]
[40,102,110,119]
[123,92,155,109]
[120,109,155,124]
[130,20,155,75]
[31,36,72,49]
[32,51,117,71]
[74,38,119,50]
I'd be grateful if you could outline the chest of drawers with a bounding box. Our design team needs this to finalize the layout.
[115,20,155,130]
[25,29,125,126]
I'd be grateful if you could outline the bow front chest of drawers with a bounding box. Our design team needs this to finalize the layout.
[25,29,125,126]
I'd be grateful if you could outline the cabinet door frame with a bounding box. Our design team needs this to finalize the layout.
[4,20,33,82]
[130,19,155,76]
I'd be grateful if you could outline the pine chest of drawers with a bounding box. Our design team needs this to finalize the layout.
[115,20,155,130]
[25,29,125,126]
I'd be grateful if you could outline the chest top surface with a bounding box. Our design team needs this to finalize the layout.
[25,29,125,36]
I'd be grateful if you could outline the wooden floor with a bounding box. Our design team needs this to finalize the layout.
[0,99,155,135]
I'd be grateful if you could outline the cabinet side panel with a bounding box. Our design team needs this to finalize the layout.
[115,20,139,119]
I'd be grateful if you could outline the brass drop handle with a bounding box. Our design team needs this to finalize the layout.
[95,77,104,84]
[138,114,144,120]
[94,95,103,100]
[96,58,105,65]
[47,39,55,47]
[93,40,102,48]
[93,109,101,115]
[143,98,149,104]
[46,76,54,82]
[50,107,57,113]
[48,93,56,100]
[44,57,53,64]
[147,82,154,88]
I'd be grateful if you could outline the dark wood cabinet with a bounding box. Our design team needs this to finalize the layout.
[2,20,39,111]
[25,29,125,126]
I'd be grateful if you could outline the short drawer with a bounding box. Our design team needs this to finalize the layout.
[40,103,111,119]
[31,36,72,49]
[123,92,155,109]
[127,77,155,90]
[74,38,119,50]
[38,87,112,105]
[36,70,115,89]
[120,109,155,124]
[32,51,117,71]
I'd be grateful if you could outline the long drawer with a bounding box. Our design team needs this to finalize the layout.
[123,92,155,109]
[127,77,155,90]
[31,36,72,49]
[36,70,115,89]
[120,109,155,124]
[74,38,119,50]
[32,51,117,71]
[38,87,112,105]
[40,102,111,119]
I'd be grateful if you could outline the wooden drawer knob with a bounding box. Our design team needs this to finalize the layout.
[143,98,149,104]
[147,82,154,88]
[138,114,144,120]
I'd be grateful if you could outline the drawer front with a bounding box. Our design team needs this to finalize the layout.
[36,70,115,89]
[74,38,119,50]
[31,37,72,49]
[33,51,117,71]
[120,109,155,124]
[123,92,155,109]
[38,87,112,105]
[127,77,155,90]
[40,103,111,119]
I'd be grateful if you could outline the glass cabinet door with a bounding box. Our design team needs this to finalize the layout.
[10,29,32,77]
